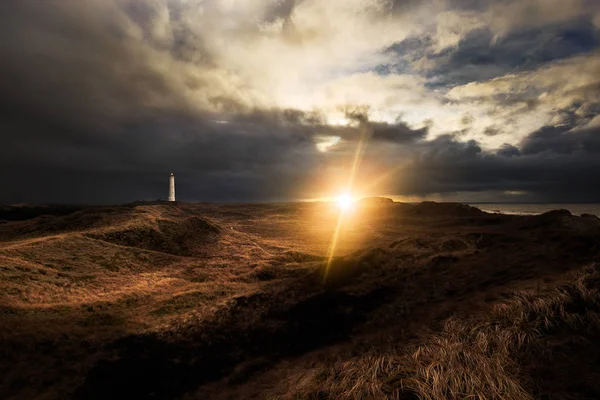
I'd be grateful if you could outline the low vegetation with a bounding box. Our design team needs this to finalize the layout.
[0,202,599,399]
[281,264,600,400]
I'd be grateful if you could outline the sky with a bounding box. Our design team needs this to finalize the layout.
[2,0,600,204]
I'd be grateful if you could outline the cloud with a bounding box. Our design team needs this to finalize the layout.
[1,0,600,203]
[497,144,521,157]
[485,0,593,40]
[521,124,600,155]
[391,134,600,202]
[370,121,428,143]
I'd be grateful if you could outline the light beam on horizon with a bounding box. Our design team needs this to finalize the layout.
[337,193,354,210]
[322,125,370,283]
[358,162,407,196]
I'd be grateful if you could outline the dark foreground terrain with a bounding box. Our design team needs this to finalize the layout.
[1,201,600,400]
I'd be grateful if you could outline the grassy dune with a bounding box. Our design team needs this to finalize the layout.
[0,202,599,399]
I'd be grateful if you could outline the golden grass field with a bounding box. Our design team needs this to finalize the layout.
[1,201,599,399]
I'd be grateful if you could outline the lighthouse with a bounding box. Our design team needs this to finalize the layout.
[168,173,176,202]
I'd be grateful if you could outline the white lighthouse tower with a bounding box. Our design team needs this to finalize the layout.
[168,173,176,202]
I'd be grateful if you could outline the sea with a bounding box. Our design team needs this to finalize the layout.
[468,203,600,217]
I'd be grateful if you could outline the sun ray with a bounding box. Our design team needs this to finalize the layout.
[359,163,405,195]
[337,193,354,210]
[323,126,370,283]
[322,207,346,283]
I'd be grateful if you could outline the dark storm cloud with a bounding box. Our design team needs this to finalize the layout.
[0,0,428,204]
[337,107,428,144]
[0,1,196,124]
[496,144,521,157]
[2,0,600,204]
[0,1,321,203]
[521,125,600,155]
[383,0,600,91]
[370,121,427,143]
[0,104,326,203]
[390,134,600,202]
[425,22,600,88]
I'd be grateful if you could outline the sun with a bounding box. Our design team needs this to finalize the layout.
[337,193,354,211]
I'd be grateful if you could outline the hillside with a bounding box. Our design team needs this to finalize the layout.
[1,202,599,399]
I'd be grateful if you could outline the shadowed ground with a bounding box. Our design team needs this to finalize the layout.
[0,201,599,399]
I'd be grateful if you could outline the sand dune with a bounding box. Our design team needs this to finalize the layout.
[1,201,599,399]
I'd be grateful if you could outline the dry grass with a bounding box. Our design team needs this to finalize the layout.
[259,264,600,400]
[1,202,599,400]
